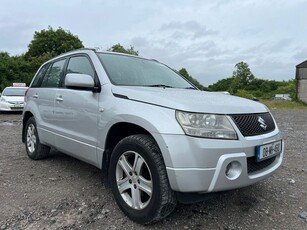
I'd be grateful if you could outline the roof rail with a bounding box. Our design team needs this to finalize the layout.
[73,47,97,52]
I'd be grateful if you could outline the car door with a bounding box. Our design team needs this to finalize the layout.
[54,55,99,166]
[28,59,66,147]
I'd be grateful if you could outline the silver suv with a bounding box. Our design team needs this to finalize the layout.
[22,48,284,224]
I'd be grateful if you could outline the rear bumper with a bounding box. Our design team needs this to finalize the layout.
[155,131,284,193]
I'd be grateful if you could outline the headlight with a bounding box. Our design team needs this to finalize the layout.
[175,111,237,139]
[0,97,6,102]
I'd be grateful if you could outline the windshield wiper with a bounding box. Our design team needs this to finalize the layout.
[185,87,197,90]
[146,84,173,88]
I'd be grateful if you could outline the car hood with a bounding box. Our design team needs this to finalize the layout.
[1,96,24,103]
[111,86,268,114]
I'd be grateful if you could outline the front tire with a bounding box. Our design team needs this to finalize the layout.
[25,117,50,160]
[109,134,176,224]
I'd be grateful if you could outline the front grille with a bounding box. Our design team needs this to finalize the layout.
[231,113,275,136]
[8,101,23,105]
[247,156,276,174]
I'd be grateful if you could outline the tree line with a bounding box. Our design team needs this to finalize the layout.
[207,62,296,100]
[0,27,83,90]
[0,26,295,100]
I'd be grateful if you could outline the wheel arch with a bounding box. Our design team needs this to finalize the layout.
[101,122,162,185]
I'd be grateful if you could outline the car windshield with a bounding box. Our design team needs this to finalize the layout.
[97,53,195,89]
[2,88,27,96]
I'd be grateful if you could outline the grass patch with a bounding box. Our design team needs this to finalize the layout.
[261,100,307,110]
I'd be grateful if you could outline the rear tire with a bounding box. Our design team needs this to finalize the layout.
[25,117,50,160]
[109,134,176,224]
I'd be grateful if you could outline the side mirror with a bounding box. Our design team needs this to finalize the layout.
[65,73,95,89]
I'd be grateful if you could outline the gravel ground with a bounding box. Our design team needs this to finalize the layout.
[0,110,306,230]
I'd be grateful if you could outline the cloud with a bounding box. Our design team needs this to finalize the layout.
[131,37,149,48]
[160,20,218,40]
[245,38,293,55]
[293,47,307,62]
[0,0,306,85]
[0,16,35,54]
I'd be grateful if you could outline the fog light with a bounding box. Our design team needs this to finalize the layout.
[225,161,242,180]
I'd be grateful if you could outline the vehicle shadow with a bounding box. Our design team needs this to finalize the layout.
[0,111,23,115]
[46,148,101,173]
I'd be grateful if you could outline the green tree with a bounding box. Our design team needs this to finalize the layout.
[230,61,255,94]
[109,43,139,56]
[0,53,33,90]
[178,68,207,90]
[1,26,84,91]
[208,78,232,92]
[0,52,11,90]
[208,61,297,101]
[275,79,296,100]
[235,89,254,99]
[26,26,84,58]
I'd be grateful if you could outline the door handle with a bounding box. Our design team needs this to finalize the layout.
[56,96,63,102]
[33,94,38,99]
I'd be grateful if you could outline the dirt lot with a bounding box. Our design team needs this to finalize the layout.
[0,110,306,230]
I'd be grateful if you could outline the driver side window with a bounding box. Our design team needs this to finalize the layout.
[66,56,95,78]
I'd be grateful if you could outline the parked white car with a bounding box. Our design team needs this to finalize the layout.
[0,86,28,112]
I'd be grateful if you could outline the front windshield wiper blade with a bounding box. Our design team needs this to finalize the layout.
[185,87,197,90]
[146,84,173,88]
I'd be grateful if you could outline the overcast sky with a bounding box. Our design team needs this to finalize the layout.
[1,0,306,85]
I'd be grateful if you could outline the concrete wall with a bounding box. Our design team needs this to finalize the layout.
[297,68,307,80]
[297,79,307,103]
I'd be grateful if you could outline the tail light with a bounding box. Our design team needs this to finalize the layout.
[24,88,29,102]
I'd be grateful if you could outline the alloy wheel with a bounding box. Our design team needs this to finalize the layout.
[116,151,153,210]
[26,124,37,153]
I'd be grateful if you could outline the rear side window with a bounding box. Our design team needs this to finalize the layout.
[66,56,95,78]
[31,64,49,88]
[41,59,66,88]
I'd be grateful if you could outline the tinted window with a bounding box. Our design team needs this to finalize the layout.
[41,59,66,88]
[31,64,49,87]
[66,56,95,77]
[97,53,194,89]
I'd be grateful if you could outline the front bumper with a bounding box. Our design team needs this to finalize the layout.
[0,102,24,111]
[155,130,284,193]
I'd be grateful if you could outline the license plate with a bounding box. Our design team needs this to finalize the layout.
[256,140,282,162]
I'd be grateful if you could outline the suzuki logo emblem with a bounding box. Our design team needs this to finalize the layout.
[258,116,267,130]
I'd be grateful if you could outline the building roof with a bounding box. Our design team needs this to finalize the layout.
[296,60,307,68]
